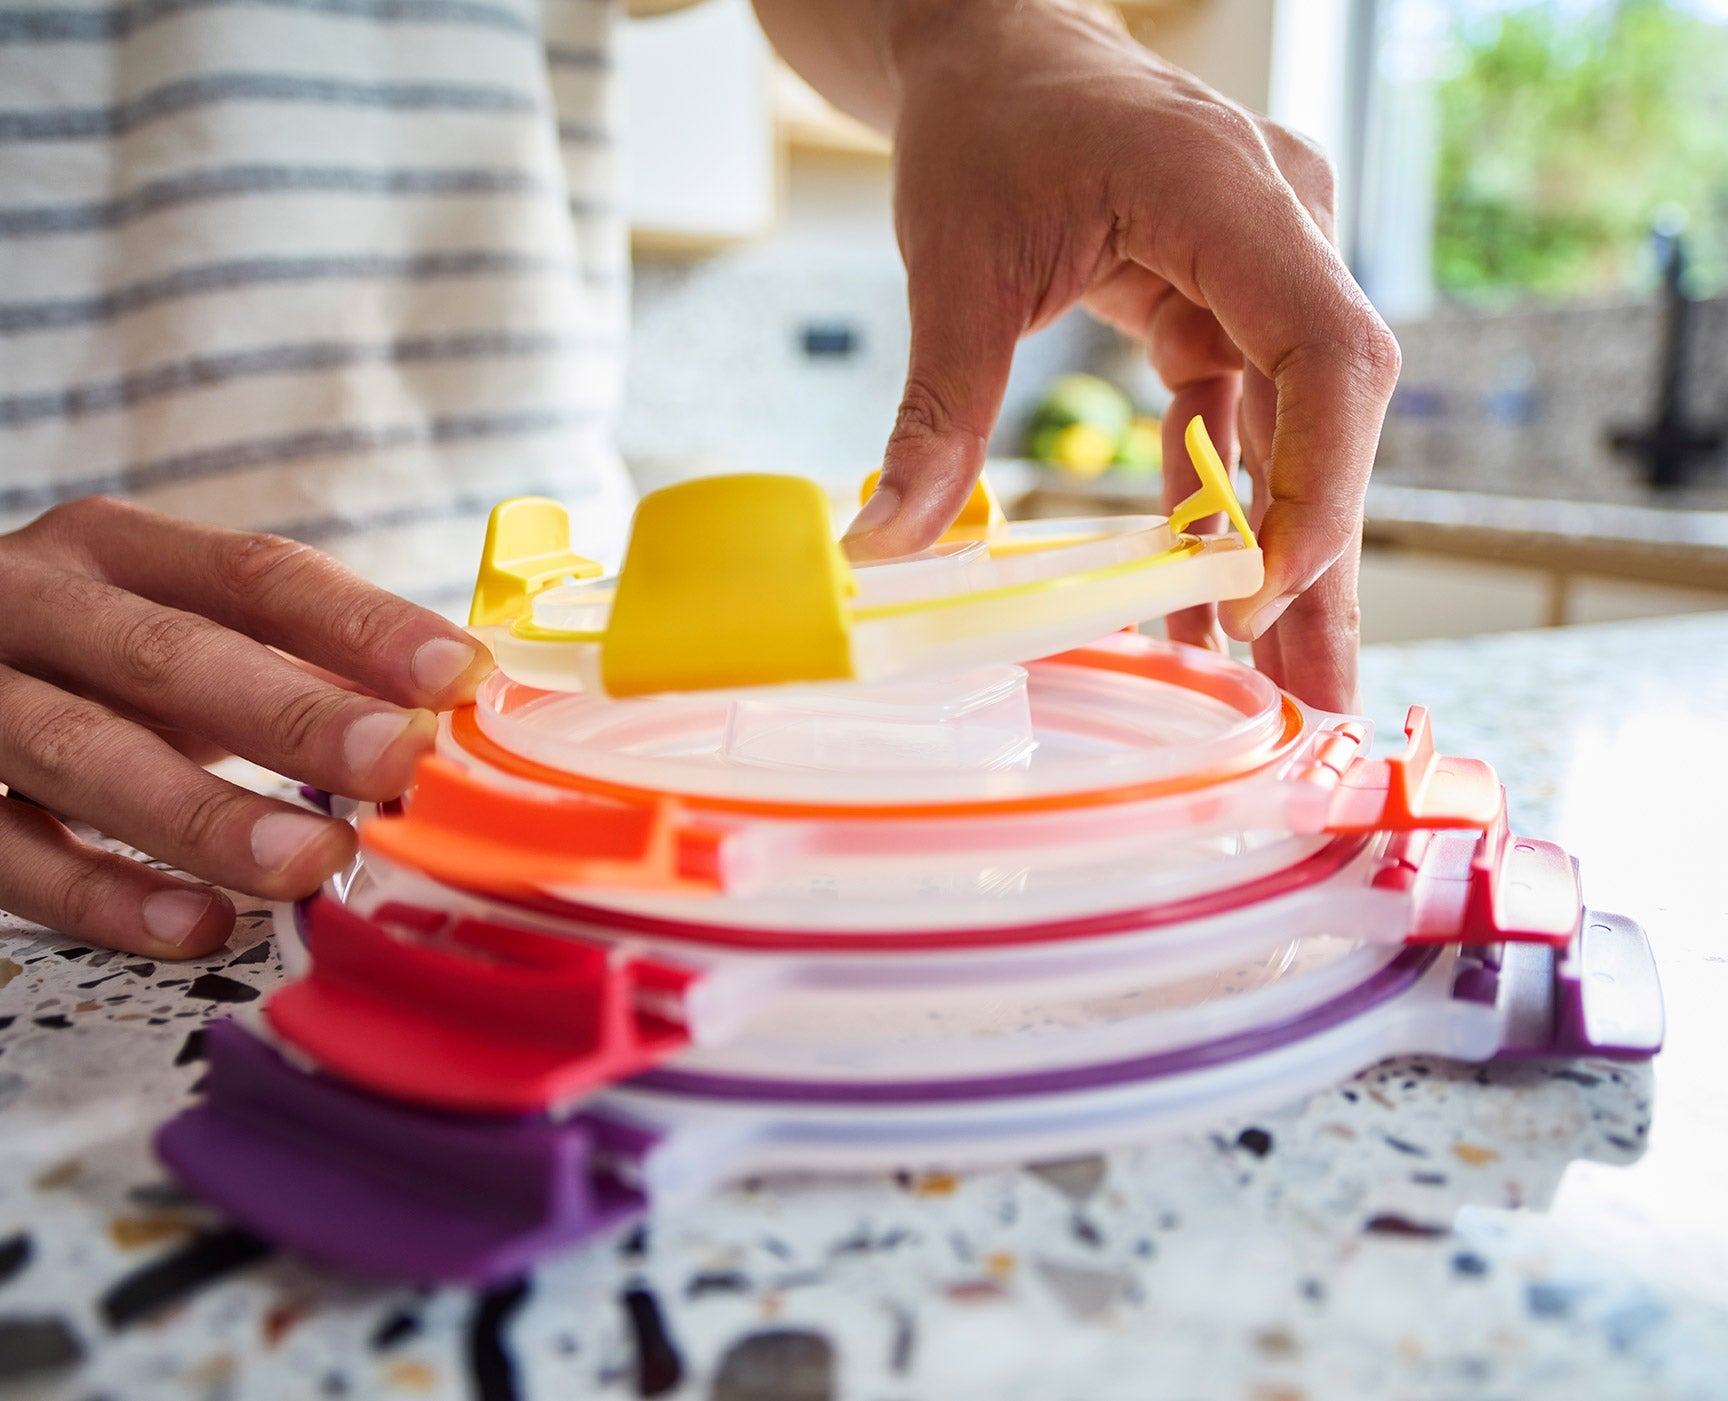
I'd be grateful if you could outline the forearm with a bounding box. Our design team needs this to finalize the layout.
[749,0,1123,134]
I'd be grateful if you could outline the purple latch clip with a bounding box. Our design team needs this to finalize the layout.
[156,1020,656,1285]
[1463,907,1664,1061]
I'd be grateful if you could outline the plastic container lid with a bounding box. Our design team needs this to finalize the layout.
[467,635,1292,807]
[471,416,1263,698]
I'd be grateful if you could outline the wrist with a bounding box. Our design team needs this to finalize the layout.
[880,0,1127,102]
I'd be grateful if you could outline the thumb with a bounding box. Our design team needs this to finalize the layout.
[845,265,1020,559]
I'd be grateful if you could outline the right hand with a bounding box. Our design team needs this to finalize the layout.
[0,498,493,958]
[843,0,1400,711]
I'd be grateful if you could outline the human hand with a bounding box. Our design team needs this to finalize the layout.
[0,499,492,957]
[843,0,1400,711]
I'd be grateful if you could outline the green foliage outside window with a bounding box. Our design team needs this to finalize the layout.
[1435,0,1728,300]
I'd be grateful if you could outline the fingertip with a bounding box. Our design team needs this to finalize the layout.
[140,886,237,959]
[270,822,357,902]
[1163,605,1222,652]
[341,708,438,801]
[409,635,494,709]
[844,485,900,542]
[840,488,912,561]
[248,808,358,899]
[1255,594,1301,639]
[1217,597,1256,642]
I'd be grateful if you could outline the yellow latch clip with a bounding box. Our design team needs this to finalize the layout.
[1169,416,1257,548]
[469,497,604,628]
[601,474,857,697]
[859,470,1004,540]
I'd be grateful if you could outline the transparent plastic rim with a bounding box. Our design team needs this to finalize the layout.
[371,830,1374,953]
[465,637,1297,810]
[525,517,1175,638]
[667,936,1396,1084]
[624,945,1443,1107]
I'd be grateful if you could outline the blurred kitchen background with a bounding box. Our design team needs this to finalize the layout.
[614,0,1728,643]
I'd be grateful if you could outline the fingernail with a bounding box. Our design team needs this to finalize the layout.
[141,888,221,948]
[411,637,483,697]
[342,710,427,781]
[1200,626,1230,654]
[250,810,333,875]
[843,486,900,542]
[1248,592,1299,640]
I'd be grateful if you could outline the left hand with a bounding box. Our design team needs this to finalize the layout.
[840,0,1401,712]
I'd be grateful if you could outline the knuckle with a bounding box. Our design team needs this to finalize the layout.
[1287,312,1402,396]
[26,697,113,787]
[1307,591,1363,648]
[42,495,120,531]
[1268,124,1338,204]
[1192,97,1261,155]
[1346,315,1404,389]
[116,610,212,690]
[324,590,411,664]
[27,495,128,554]
[0,553,53,611]
[214,530,312,604]
[891,374,992,449]
[265,685,350,761]
[44,860,102,934]
[891,380,949,444]
[173,781,250,857]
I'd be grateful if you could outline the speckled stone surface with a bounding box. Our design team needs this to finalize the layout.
[3,615,1726,1401]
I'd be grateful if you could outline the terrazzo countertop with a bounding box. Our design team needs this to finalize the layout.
[2,615,1726,1401]
[1014,472,1728,591]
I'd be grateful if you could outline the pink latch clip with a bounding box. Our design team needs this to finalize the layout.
[1373,792,1581,948]
[1325,707,1505,834]
[264,898,701,1115]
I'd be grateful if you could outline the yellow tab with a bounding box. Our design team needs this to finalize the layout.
[858,470,1004,539]
[602,475,856,696]
[469,498,603,628]
[1169,416,1257,549]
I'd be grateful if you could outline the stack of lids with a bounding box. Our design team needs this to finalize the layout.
[159,420,1664,1284]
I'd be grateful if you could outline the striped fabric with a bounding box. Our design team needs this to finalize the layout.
[0,0,636,611]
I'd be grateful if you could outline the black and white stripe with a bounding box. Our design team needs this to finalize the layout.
[0,250,599,333]
[0,0,547,44]
[0,72,544,144]
[0,329,614,425]
[0,164,557,238]
[0,405,604,513]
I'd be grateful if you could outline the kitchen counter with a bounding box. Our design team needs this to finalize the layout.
[2,614,1726,1401]
[1015,471,1728,591]
[1359,484,1728,593]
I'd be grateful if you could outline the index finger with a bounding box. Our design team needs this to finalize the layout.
[26,498,493,711]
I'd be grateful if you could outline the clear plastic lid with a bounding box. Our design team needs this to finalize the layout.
[536,829,1340,936]
[302,860,1407,1086]
[665,935,1390,1084]
[466,634,1295,808]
